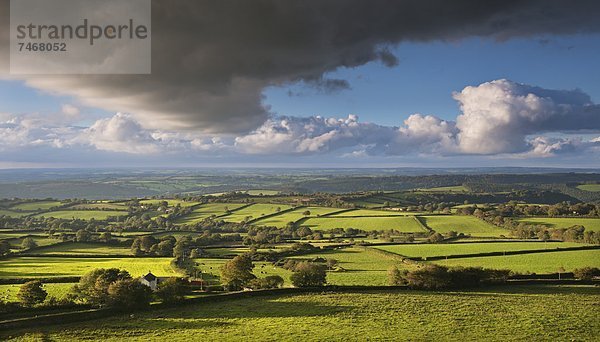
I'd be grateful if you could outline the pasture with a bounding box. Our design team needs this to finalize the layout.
[175,203,247,224]
[431,249,600,273]
[374,241,588,259]
[419,215,509,237]
[0,257,178,279]
[515,217,600,232]
[577,184,600,192]
[417,185,469,192]
[253,206,341,227]
[329,209,415,217]
[28,243,132,256]
[290,247,409,286]
[221,203,292,223]
[5,286,598,341]
[33,210,128,220]
[9,200,63,211]
[67,203,127,210]
[139,199,200,207]
[0,283,74,302]
[302,216,426,232]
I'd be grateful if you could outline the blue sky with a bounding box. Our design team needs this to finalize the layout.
[265,35,600,125]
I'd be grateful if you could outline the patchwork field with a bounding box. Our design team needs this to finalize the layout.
[5,286,598,341]
[419,215,509,237]
[577,184,600,192]
[417,185,469,192]
[253,206,341,227]
[9,200,63,211]
[139,199,200,207]
[290,247,409,286]
[28,243,133,256]
[192,259,293,285]
[329,209,416,217]
[221,203,292,223]
[302,216,426,232]
[374,242,588,259]
[175,203,247,224]
[0,257,178,279]
[0,283,74,302]
[67,203,127,210]
[431,249,600,273]
[0,210,30,217]
[33,210,129,220]
[515,217,600,232]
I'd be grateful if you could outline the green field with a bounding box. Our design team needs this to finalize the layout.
[5,286,598,341]
[417,185,469,192]
[515,217,600,232]
[175,203,247,224]
[139,199,200,207]
[374,242,588,259]
[329,209,414,217]
[0,210,30,217]
[290,247,409,286]
[10,200,63,211]
[420,215,509,237]
[29,243,132,256]
[68,203,127,210]
[192,259,293,285]
[577,184,600,192]
[253,206,341,228]
[0,283,74,302]
[245,190,281,195]
[431,249,600,273]
[221,204,292,223]
[33,210,128,220]
[7,236,61,249]
[0,257,178,279]
[303,216,426,232]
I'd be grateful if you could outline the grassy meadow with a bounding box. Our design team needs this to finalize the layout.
[221,204,292,223]
[431,249,600,273]
[4,286,598,341]
[419,215,509,237]
[515,217,600,232]
[253,206,341,227]
[9,201,63,211]
[374,241,588,259]
[302,216,426,232]
[290,247,410,286]
[28,243,133,256]
[33,210,128,220]
[175,203,247,224]
[0,257,178,279]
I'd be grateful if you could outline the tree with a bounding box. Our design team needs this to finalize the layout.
[326,258,338,270]
[71,268,131,306]
[302,210,311,216]
[75,229,91,242]
[220,254,256,290]
[0,240,10,256]
[18,280,47,306]
[107,278,153,310]
[290,262,326,287]
[155,278,188,303]
[21,237,38,250]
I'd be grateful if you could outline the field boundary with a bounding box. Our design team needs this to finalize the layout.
[246,205,305,224]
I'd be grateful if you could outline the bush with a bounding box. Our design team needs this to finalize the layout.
[17,280,47,306]
[290,262,326,287]
[573,267,600,280]
[401,265,509,290]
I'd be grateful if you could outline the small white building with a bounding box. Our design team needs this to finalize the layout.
[140,272,159,291]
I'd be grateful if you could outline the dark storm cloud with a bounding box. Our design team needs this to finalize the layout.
[1,0,600,133]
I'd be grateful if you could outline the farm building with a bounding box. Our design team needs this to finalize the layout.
[139,272,168,291]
